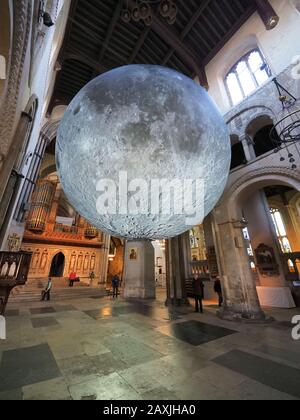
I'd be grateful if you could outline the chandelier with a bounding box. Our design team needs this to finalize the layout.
[121,0,178,26]
[270,78,300,169]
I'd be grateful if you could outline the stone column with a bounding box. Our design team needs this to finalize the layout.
[124,240,155,299]
[211,205,265,321]
[241,135,256,162]
[165,234,189,306]
[99,233,110,285]
[242,190,287,287]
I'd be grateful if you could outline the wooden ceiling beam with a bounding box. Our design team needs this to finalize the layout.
[127,0,203,80]
[64,50,109,74]
[98,0,123,63]
[162,0,212,65]
[162,0,212,66]
[69,17,128,62]
[128,26,151,64]
[203,3,257,66]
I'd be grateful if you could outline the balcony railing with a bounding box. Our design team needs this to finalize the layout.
[54,223,79,234]
[190,260,210,277]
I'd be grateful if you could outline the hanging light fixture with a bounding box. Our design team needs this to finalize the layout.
[121,8,131,23]
[121,0,178,25]
[270,78,300,170]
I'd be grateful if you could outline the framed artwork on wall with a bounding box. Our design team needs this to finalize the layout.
[129,248,138,261]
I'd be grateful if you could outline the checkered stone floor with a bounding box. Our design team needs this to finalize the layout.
[0,292,299,400]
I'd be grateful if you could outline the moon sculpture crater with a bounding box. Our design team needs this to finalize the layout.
[56,65,231,239]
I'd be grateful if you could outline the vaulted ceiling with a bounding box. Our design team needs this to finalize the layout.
[49,0,259,113]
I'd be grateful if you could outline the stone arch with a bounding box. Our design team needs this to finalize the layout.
[246,114,274,137]
[225,100,276,124]
[245,114,278,157]
[41,119,61,143]
[225,167,300,221]
[40,164,57,179]
[290,192,300,209]
[49,251,65,277]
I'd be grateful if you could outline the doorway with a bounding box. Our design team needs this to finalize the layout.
[49,252,65,277]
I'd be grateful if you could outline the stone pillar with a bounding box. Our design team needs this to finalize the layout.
[165,234,189,306]
[99,233,110,285]
[124,240,155,299]
[241,135,256,162]
[242,190,287,287]
[211,206,265,321]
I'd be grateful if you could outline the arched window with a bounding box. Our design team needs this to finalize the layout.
[270,208,292,253]
[225,49,272,106]
[230,135,247,170]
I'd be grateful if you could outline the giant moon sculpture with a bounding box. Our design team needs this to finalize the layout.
[56,65,231,240]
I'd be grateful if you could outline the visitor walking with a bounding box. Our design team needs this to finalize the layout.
[112,274,120,299]
[193,274,204,313]
[214,276,223,307]
[42,277,52,301]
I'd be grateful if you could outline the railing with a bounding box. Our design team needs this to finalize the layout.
[0,251,32,315]
[84,227,99,238]
[54,223,79,234]
[190,260,210,278]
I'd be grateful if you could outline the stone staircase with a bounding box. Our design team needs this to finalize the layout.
[10,278,107,303]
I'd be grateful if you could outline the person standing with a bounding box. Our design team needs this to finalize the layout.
[112,274,120,299]
[192,274,204,313]
[42,277,52,301]
[214,276,223,307]
[89,271,95,287]
[69,271,76,287]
